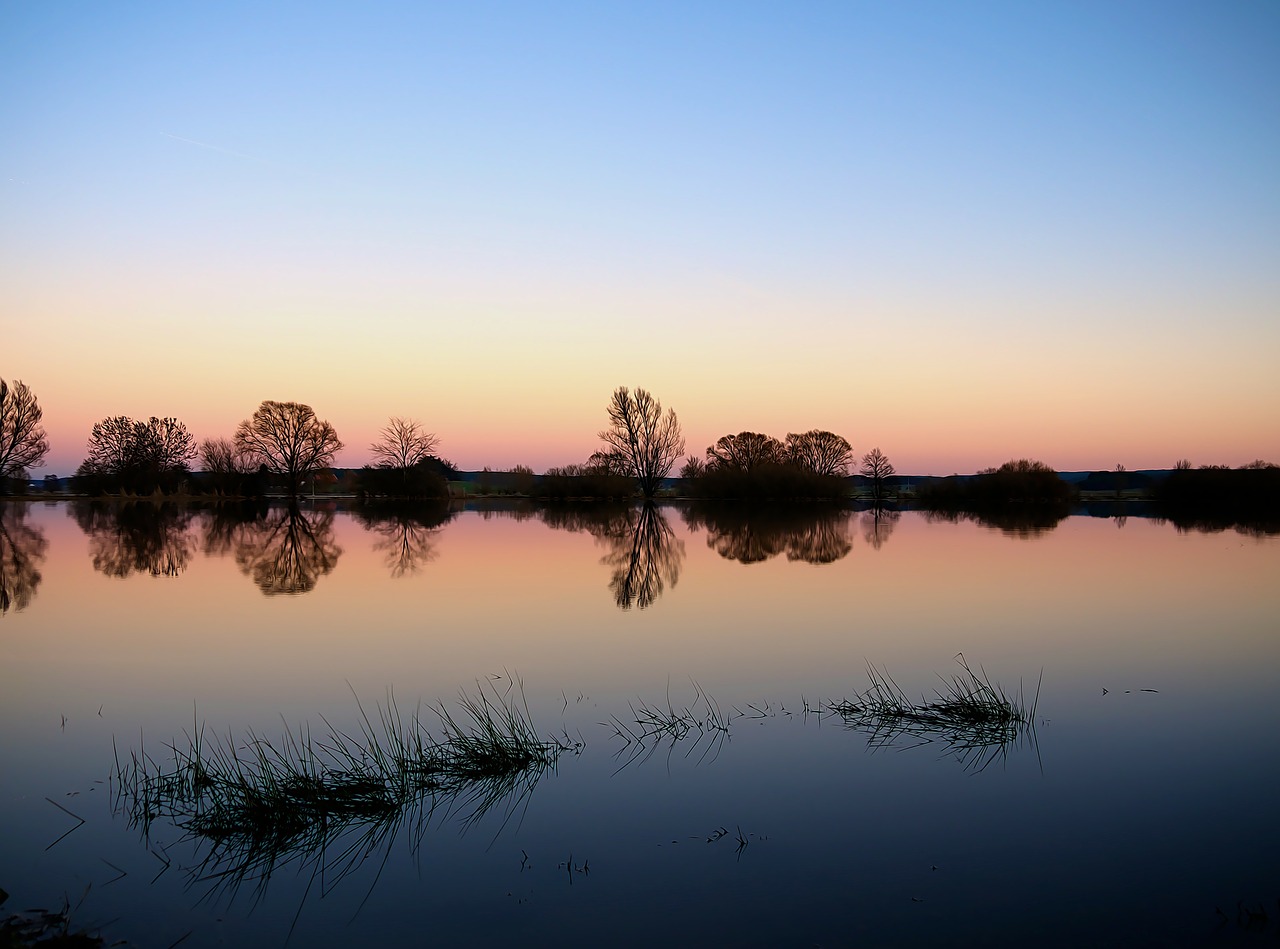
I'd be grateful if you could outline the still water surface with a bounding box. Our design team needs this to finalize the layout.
[1,500,1277,947]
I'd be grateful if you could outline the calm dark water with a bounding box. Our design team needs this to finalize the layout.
[1,500,1277,947]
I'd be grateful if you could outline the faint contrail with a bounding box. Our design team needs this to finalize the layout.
[159,131,263,163]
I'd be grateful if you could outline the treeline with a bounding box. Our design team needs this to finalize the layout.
[1151,462,1280,532]
[65,402,455,502]
[3,377,1276,516]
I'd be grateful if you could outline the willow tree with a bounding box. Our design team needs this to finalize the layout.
[598,387,684,499]
[235,401,343,499]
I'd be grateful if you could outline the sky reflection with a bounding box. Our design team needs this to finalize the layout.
[0,503,1277,945]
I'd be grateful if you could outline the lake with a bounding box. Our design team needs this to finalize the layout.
[1,499,1277,947]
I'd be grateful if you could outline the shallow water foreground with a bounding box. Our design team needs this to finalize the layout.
[1,501,1277,947]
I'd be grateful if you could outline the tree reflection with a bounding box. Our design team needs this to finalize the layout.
[682,504,853,565]
[860,507,900,551]
[539,504,684,610]
[352,502,456,578]
[921,506,1067,538]
[69,500,196,578]
[0,503,47,614]
[230,504,342,595]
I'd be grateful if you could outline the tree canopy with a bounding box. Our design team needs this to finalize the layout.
[234,401,342,499]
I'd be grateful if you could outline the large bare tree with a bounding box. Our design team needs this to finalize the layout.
[785,430,853,477]
[598,387,684,499]
[234,401,343,499]
[0,379,50,485]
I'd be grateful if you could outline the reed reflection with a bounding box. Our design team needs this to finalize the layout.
[539,503,684,610]
[352,502,457,578]
[69,499,196,578]
[114,680,566,914]
[0,503,47,614]
[682,504,853,564]
[223,503,343,595]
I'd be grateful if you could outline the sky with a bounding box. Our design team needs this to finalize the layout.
[3,1,1278,477]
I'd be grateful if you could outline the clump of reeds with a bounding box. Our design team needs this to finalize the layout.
[604,681,734,770]
[114,678,564,897]
[830,655,1040,771]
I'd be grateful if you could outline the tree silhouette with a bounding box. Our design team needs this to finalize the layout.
[598,387,685,499]
[77,416,196,494]
[370,417,439,470]
[200,437,261,496]
[0,503,47,614]
[705,432,784,471]
[367,418,445,497]
[860,447,895,504]
[785,430,853,477]
[234,401,342,499]
[0,379,50,488]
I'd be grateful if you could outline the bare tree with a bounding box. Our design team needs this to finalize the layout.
[138,417,197,477]
[0,379,50,485]
[370,417,439,469]
[234,401,343,499]
[679,456,705,480]
[705,432,784,471]
[860,447,896,503]
[200,437,258,495]
[598,387,685,499]
[79,415,196,494]
[785,430,853,477]
[83,416,138,477]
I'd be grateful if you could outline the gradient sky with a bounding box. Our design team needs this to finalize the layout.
[3,1,1277,476]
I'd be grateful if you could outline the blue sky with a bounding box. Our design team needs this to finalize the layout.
[3,1,1278,474]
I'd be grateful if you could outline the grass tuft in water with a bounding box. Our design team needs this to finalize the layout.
[603,680,734,770]
[113,677,564,897]
[829,654,1040,771]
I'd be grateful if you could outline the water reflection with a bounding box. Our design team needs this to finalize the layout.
[682,504,853,564]
[69,499,196,578]
[1160,513,1280,538]
[0,503,47,614]
[352,502,457,577]
[540,503,684,609]
[921,505,1068,537]
[860,506,900,550]
[207,503,343,595]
